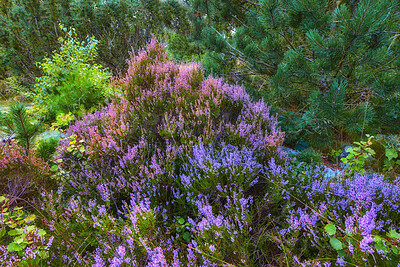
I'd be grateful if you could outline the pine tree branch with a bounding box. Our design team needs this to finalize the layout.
[205,24,275,73]
[355,0,371,36]
[16,108,30,153]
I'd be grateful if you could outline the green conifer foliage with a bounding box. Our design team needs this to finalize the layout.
[182,0,400,148]
[0,102,40,153]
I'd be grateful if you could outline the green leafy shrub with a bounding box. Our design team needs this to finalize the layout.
[50,112,75,132]
[372,135,400,175]
[0,196,53,266]
[34,26,111,117]
[341,135,376,174]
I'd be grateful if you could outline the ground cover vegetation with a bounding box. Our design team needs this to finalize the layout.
[1,0,400,266]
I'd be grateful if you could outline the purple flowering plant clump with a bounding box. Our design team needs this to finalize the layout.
[34,39,400,266]
[264,160,400,266]
[43,38,284,265]
[55,38,284,212]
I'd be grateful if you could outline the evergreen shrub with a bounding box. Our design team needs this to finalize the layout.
[182,0,400,148]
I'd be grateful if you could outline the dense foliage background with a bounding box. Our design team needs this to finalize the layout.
[0,0,190,80]
[1,0,400,266]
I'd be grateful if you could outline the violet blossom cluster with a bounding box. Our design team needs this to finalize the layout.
[265,159,400,265]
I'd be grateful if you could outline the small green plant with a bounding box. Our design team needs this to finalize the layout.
[383,147,400,172]
[176,217,191,243]
[65,135,86,156]
[0,196,53,265]
[330,148,342,166]
[324,223,400,263]
[341,135,376,174]
[370,135,400,174]
[50,112,75,131]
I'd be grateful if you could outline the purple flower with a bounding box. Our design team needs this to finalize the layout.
[336,256,346,267]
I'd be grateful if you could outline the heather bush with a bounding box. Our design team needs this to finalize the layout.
[39,39,400,266]
[44,39,284,265]
[0,141,52,208]
[56,38,283,206]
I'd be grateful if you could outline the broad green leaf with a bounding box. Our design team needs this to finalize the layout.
[7,242,22,252]
[8,229,23,236]
[388,229,400,239]
[14,234,26,244]
[177,218,185,225]
[6,221,17,228]
[16,210,24,218]
[26,225,36,232]
[50,165,59,172]
[324,224,336,236]
[0,227,6,238]
[330,238,343,250]
[337,249,346,257]
[38,229,47,237]
[386,148,398,161]
[374,235,383,242]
